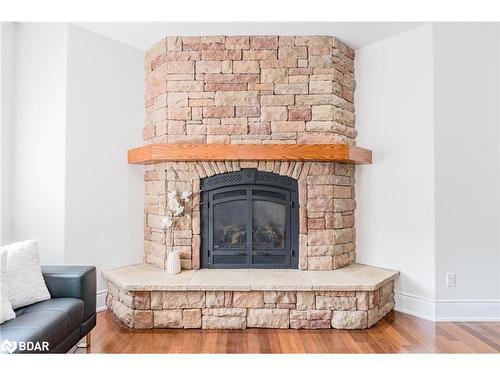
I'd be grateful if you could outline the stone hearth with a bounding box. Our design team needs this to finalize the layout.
[103,264,398,329]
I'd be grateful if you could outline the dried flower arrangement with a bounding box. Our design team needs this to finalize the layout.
[161,167,202,232]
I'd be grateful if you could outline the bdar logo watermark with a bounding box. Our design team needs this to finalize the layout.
[0,339,17,353]
[1,339,49,353]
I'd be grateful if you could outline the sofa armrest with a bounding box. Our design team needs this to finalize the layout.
[41,266,96,323]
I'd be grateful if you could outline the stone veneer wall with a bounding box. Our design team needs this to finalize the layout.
[106,280,395,330]
[142,36,357,271]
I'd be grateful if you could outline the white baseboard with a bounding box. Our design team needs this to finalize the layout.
[434,299,500,322]
[394,291,436,321]
[96,289,108,312]
[395,291,500,322]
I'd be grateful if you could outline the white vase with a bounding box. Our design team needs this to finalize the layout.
[166,251,181,274]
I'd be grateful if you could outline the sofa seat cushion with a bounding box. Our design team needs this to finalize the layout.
[0,298,83,353]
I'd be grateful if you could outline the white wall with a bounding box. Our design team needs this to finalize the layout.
[64,25,144,295]
[433,23,499,320]
[8,23,68,264]
[356,23,500,321]
[0,23,16,245]
[355,24,437,320]
[498,24,500,313]
[3,23,144,310]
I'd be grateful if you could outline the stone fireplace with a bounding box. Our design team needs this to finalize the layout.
[142,35,357,272]
[103,35,398,330]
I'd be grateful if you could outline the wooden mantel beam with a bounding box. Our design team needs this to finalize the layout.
[128,143,372,164]
[128,144,372,165]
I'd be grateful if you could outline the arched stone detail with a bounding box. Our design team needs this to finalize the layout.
[185,161,310,270]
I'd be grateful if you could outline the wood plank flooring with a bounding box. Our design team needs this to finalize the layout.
[80,310,500,354]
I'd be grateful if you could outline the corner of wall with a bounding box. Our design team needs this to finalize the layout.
[354,24,437,322]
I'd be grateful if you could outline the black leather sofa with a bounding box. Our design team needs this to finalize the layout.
[0,266,96,354]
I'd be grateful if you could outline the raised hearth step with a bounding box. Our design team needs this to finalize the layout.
[102,263,398,292]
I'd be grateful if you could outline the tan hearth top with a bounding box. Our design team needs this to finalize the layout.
[127,144,372,165]
[102,263,398,292]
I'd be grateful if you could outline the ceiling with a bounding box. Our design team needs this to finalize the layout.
[75,22,424,50]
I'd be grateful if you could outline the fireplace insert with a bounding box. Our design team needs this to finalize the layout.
[201,168,298,269]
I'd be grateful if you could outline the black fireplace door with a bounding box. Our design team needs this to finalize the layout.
[201,169,298,269]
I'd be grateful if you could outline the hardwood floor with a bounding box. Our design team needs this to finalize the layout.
[81,310,500,354]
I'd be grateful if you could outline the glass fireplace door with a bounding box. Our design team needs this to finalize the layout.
[201,168,299,269]
[251,188,290,267]
[210,188,250,267]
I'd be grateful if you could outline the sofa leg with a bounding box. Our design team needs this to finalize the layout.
[86,333,91,348]
[76,332,91,352]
